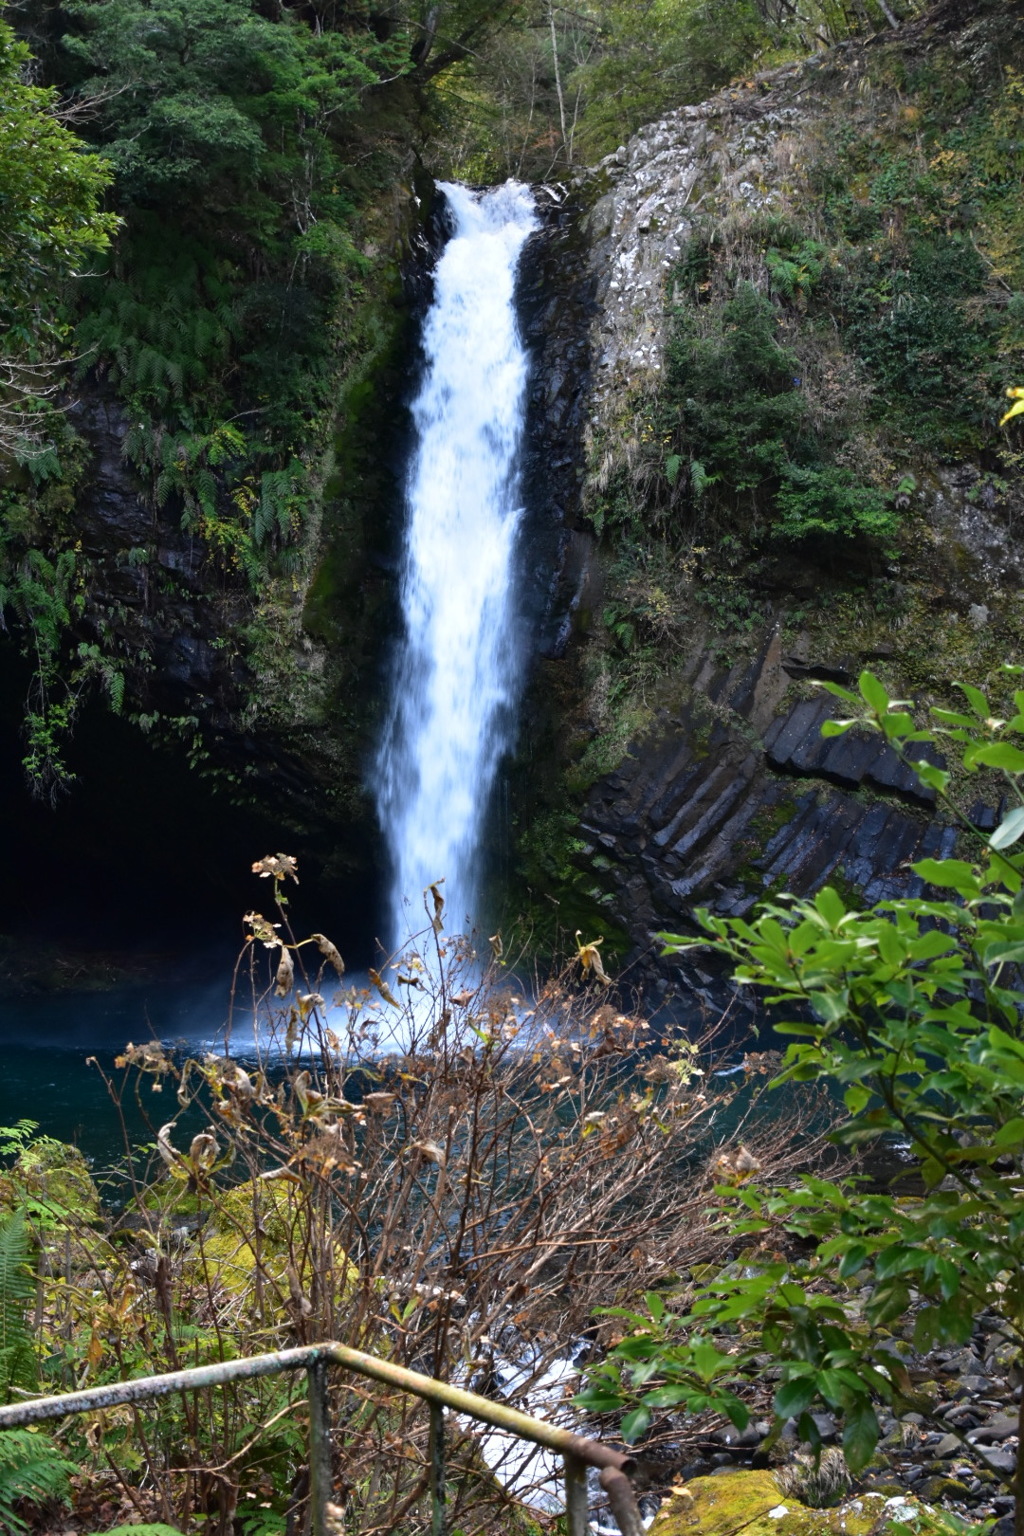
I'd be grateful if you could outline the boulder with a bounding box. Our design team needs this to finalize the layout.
[647,1472,958,1536]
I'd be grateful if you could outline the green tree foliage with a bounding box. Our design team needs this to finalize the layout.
[0,19,116,342]
[579,668,1024,1518]
[443,0,930,176]
[0,0,533,797]
[569,0,775,159]
[54,0,403,570]
[62,0,390,213]
[0,16,117,454]
[657,280,898,548]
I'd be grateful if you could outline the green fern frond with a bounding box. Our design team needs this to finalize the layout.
[0,1211,37,1401]
[196,467,218,516]
[0,1429,76,1532]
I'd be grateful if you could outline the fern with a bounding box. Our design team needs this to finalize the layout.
[0,1210,37,1402]
[0,1428,76,1532]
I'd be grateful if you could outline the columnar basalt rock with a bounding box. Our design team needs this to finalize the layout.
[575,633,960,963]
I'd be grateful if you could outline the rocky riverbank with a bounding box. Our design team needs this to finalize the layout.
[631,1307,1018,1536]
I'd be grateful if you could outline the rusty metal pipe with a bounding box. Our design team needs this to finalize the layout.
[324,1343,636,1476]
[0,1339,645,1534]
[601,1465,647,1536]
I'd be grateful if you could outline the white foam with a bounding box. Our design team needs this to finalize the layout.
[375,182,538,953]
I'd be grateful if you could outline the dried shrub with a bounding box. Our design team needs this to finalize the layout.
[10,865,831,1534]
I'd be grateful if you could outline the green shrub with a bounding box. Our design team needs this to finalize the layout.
[659,281,894,553]
[840,235,992,450]
[578,669,1024,1498]
[663,282,809,505]
[774,464,898,547]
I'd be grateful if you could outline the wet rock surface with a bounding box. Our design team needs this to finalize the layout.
[66,392,342,816]
[632,1307,1020,1535]
[573,629,960,965]
[68,390,250,733]
[517,185,599,661]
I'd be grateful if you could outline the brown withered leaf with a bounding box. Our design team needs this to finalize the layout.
[252,853,299,884]
[189,1132,219,1171]
[713,1143,763,1184]
[407,1139,446,1166]
[368,967,399,1007]
[363,1092,396,1113]
[157,1123,182,1169]
[205,1057,253,1098]
[275,946,295,997]
[292,1070,324,1114]
[743,1051,782,1076]
[575,931,612,986]
[428,880,445,935]
[115,1040,171,1075]
[310,933,345,978]
[260,1166,304,1186]
[292,1129,361,1176]
[450,989,476,1007]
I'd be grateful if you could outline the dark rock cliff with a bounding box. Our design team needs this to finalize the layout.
[513,3,1024,982]
[577,631,960,979]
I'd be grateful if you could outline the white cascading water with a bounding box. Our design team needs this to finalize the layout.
[375,181,538,952]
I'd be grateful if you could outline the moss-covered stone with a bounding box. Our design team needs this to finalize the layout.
[0,1138,101,1224]
[189,1180,357,1302]
[649,1472,955,1536]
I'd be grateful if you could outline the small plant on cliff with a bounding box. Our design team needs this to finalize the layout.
[657,281,896,551]
[579,668,1024,1531]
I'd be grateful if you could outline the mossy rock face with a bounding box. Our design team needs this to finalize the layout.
[190,1180,357,1301]
[0,1140,101,1223]
[649,1472,952,1536]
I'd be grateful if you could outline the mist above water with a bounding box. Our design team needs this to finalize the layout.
[375,181,538,953]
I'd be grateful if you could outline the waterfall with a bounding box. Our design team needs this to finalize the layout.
[375,181,538,952]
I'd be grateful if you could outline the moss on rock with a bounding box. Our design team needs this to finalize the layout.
[189,1180,357,1303]
[649,1472,955,1536]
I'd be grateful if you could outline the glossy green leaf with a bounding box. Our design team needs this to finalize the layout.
[774,1376,817,1419]
[959,682,990,719]
[858,671,890,715]
[842,1404,879,1472]
[991,806,1024,851]
[970,742,1024,773]
[620,1405,652,1443]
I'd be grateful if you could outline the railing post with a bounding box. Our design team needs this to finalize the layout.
[429,1401,446,1536]
[307,1357,331,1536]
[564,1451,589,1536]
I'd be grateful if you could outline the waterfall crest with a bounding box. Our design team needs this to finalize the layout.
[375,181,538,951]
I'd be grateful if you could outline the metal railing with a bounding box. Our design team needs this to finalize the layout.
[0,1341,643,1536]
